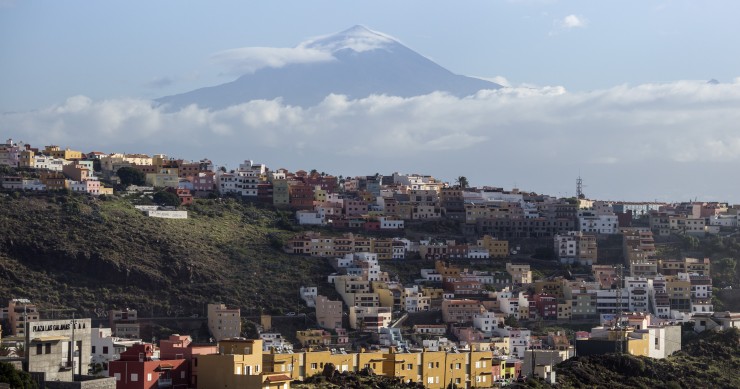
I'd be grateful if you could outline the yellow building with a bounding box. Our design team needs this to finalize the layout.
[197,339,292,389]
[296,329,330,348]
[477,235,509,258]
[204,338,503,388]
[263,351,303,381]
[303,350,356,377]
[470,350,494,388]
[357,350,386,374]
[145,172,180,188]
[385,350,421,384]
[45,145,83,160]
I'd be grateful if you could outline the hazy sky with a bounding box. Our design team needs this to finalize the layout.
[2,1,739,202]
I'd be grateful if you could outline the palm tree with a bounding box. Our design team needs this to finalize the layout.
[456,176,469,189]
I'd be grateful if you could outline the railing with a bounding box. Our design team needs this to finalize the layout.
[158,378,173,388]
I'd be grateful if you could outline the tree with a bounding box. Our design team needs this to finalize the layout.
[504,314,520,327]
[116,166,145,186]
[0,361,38,389]
[456,176,469,189]
[153,191,181,207]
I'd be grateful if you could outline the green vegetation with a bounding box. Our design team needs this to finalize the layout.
[116,166,145,186]
[294,364,425,389]
[153,190,181,207]
[0,193,334,317]
[0,361,38,389]
[555,328,740,389]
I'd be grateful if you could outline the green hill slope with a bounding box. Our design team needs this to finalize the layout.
[554,328,740,389]
[0,193,332,318]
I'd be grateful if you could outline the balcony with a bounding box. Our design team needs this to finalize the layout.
[158,378,173,388]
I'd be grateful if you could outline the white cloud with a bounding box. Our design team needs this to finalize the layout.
[558,14,588,29]
[211,47,334,75]
[3,79,740,201]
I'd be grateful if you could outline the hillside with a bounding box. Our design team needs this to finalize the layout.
[554,328,740,389]
[0,193,334,319]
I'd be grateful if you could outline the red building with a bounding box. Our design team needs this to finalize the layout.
[109,343,188,389]
[533,293,558,320]
[190,171,215,192]
[159,335,218,388]
[288,181,314,210]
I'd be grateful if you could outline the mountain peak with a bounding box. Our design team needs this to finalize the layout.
[303,25,398,53]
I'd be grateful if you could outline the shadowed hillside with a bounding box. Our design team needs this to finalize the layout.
[0,193,333,318]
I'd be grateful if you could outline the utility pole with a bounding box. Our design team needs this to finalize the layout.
[615,265,624,354]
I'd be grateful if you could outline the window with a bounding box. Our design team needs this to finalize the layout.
[114,373,121,381]
[131,373,138,382]
[147,373,152,382]
[92,346,96,354]
[103,346,109,354]
[181,371,186,379]
[45,343,51,354]
[36,344,42,355]
[311,363,317,369]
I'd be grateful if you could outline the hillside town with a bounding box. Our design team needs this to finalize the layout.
[1,137,740,389]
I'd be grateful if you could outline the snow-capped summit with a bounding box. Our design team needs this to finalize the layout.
[302,25,397,53]
[157,26,502,109]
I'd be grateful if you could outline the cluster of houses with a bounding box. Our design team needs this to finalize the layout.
[0,139,114,195]
[10,297,734,389]
[3,139,739,241]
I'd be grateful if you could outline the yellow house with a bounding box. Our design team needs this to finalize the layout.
[303,350,356,377]
[145,172,179,188]
[626,332,649,357]
[372,283,396,308]
[470,350,494,388]
[296,329,330,348]
[445,352,468,388]
[313,187,327,202]
[421,287,445,300]
[263,351,304,381]
[45,145,83,160]
[197,339,292,389]
[357,350,386,375]
[477,235,509,258]
[385,350,421,384]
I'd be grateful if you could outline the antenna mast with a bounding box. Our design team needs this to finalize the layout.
[576,176,583,199]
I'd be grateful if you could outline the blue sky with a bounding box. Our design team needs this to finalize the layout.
[3,0,739,110]
[2,1,739,202]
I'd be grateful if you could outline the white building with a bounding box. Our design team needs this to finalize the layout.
[578,210,618,234]
[473,312,503,336]
[296,210,325,225]
[625,277,650,313]
[495,327,531,358]
[378,217,404,230]
[402,286,431,312]
[90,327,141,376]
[299,286,318,308]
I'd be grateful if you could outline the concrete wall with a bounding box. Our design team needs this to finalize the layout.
[45,376,116,389]
[146,210,188,219]
[663,325,682,356]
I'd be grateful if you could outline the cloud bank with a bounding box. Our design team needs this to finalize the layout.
[3,80,739,202]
